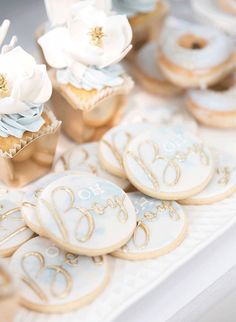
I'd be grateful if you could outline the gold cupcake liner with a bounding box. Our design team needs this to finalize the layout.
[49,69,134,143]
[0,108,61,187]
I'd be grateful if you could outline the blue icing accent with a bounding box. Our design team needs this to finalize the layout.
[57,64,125,91]
[112,0,156,16]
[0,105,45,138]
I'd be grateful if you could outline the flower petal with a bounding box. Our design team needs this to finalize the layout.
[38,27,72,68]
[100,44,132,68]
[11,65,52,105]
[95,0,112,13]
[0,46,36,82]
[44,0,79,26]
[0,97,29,115]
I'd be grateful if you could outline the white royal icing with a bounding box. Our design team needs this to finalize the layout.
[182,150,236,203]
[114,192,187,258]
[160,21,234,70]
[37,174,136,255]
[121,97,198,134]
[124,127,214,199]
[10,236,109,309]
[22,172,85,236]
[0,190,33,256]
[55,142,130,190]
[99,123,155,178]
[187,76,236,111]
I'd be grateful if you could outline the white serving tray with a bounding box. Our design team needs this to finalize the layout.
[12,90,236,322]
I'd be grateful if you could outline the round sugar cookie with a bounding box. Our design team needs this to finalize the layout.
[10,236,109,313]
[22,172,84,236]
[37,174,136,256]
[121,98,198,134]
[54,142,130,191]
[181,150,236,205]
[99,123,154,178]
[124,127,215,200]
[0,191,34,257]
[113,192,187,260]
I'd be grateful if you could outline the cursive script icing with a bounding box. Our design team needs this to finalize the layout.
[21,248,104,302]
[102,131,132,168]
[40,185,129,243]
[0,206,28,247]
[128,140,209,190]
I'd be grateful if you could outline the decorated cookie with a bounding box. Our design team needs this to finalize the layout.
[99,123,153,178]
[0,190,34,257]
[124,127,215,200]
[37,174,136,256]
[113,192,187,260]
[10,236,109,313]
[54,142,130,190]
[22,172,84,236]
[181,151,236,205]
[121,97,198,134]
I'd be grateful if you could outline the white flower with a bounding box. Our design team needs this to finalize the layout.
[44,0,112,26]
[44,0,80,26]
[0,46,52,115]
[38,5,132,71]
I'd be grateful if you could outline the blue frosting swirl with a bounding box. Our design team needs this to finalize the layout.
[112,0,157,16]
[0,105,45,138]
[57,64,125,91]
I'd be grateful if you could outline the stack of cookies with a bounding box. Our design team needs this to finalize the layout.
[132,6,236,129]
[3,119,236,313]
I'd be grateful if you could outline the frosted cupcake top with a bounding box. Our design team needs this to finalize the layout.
[0,20,52,138]
[38,2,132,91]
[112,0,157,16]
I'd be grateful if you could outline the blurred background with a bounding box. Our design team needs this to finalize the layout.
[0,1,236,321]
[0,0,194,58]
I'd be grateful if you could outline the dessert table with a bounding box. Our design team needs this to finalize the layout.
[1,1,236,322]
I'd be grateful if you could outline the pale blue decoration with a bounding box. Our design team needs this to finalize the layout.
[0,105,45,138]
[57,64,125,91]
[112,0,156,16]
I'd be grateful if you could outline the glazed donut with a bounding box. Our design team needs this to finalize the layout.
[186,74,236,128]
[158,22,236,88]
[192,0,236,38]
[133,42,182,96]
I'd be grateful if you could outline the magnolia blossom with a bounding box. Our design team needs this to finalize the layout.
[38,4,132,73]
[44,0,112,26]
[0,46,52,115]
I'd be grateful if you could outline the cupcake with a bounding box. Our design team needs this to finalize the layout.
[112,0,168,50]
[0,20,61,187]
[38,3,133,143]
